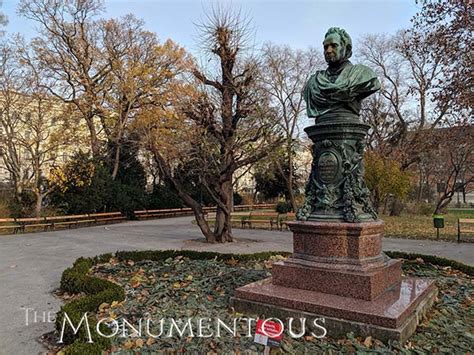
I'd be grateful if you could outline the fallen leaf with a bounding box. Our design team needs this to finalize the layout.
[122,340,133,349]
[363,336,372,347]
[99,303,109,312]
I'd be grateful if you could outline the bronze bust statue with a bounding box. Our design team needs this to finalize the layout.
[298,27,380,222]
[304,27,381,119]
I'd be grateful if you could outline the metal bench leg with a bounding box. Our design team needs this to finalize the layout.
[457,221,461,243]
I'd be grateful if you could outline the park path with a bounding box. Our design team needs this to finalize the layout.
[0,216,472,355]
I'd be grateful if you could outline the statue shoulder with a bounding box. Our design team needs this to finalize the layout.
[350,64,378,78]
[308,70,325,80]
[306,70,327,86]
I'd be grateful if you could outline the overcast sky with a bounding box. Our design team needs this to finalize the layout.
[2,0,420,54]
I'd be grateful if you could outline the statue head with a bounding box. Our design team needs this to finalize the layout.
[323,27,352,66]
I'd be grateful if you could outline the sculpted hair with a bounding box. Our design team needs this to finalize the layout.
[324,27,352,59]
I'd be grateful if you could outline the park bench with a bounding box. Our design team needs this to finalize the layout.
[16,217,53,232]
[0,212,125,234]
[280,212,296,231]
[204,212,251,228]
[457,218,474,242]
[134,204,276,220]
[0,218,22,234]
[134,208,195,220]
[44,214,93,229]
[88,212,126,224]
[242,211,280,230]
[233,203,276,211]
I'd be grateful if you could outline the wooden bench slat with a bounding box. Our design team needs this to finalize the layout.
[89,212,122,217]
[16,217,46,222]
[45,214,89,221]
[0,218,16,223]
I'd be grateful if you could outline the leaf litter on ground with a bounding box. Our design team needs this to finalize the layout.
[89,255,473,354]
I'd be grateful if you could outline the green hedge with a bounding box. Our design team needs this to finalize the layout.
[385,251,474,276]
[56,254,124,354]
[115,249,291,263]
[57,249,472,354]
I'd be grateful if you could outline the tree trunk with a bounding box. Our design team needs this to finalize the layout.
[382,195,389,215]
[287,153,297,212]
[173,183,217,242]
[417,170,423,201]
[14,180,23,204]
[85,115,101,159]
[434,190,455,215]
[389,197,403,216]
[151,149,217,243]
[434,199,450,215]
[194,210,216,243]
[287,179,297,212]
[213,179,233,243]
[111,144,121,180]
[34,193,42,218]
[371,189,380,214]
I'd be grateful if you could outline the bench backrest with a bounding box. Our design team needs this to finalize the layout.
[89,212,122,217]
[250,212,279,217]
[45,214,89,221]
[0,218,17,223]
[16,217,46,223]
[459,218,474,224]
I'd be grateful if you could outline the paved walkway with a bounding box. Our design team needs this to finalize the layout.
[0,216,472,355]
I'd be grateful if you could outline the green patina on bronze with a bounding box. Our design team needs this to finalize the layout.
[297,27,380,222]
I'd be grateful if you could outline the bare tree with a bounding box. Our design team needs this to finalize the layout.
[0,0,8,37]
[260,43,322,211]
[19,0,108,159]
[411,0,472,111]
[142,7,279,243]
[424,123,473,214]
[0,39,75,216]
[358,31,450,171]
[0,41,31,201]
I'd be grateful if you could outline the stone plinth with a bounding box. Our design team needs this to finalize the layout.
[290,220,384,259]
[272,221,402,301]
[232,220,437,342]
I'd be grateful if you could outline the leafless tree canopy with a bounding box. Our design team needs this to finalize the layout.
[0,0,8,36]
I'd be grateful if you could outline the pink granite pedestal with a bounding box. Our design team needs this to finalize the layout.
[232,220,437,343]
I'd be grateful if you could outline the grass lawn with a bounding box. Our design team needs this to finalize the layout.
[204,209,474,242]
[383,209,474,242]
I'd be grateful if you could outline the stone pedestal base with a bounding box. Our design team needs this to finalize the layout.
[272,257,402,301]
[233,220,437,342]
[232,277,437,343]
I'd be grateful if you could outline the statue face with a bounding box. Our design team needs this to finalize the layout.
[323,33,345,65]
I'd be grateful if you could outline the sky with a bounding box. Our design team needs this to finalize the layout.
[1,0,421,55]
